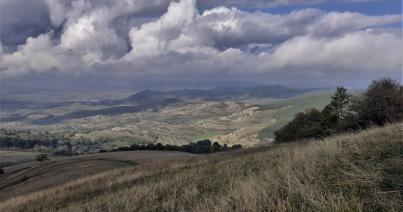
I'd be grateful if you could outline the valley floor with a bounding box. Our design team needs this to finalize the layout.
[0,123,402,211]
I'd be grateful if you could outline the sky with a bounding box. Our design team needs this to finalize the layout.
[0,0,402,91]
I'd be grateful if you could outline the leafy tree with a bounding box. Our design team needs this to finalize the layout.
[212,142,222,152]
[155,143,163,150]
[186,140,212,154]
[353,78,402,126]
[146,143,155,150]
[274,109,324,142]
[320,105,338,135]
[231,144,242,150]
[36,154,49,166]
[337,112,362,132]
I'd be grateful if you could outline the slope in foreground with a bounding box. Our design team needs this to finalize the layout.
[1,123,402,211]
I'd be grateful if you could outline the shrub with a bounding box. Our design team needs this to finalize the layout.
[36,154,49,166]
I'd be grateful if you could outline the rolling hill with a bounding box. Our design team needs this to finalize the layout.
[33,85,323,123]
[1,87,332,152]
[0,123,401,211]
[125,85,321,103]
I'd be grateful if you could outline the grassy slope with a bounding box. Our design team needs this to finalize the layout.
[0,151,40,167]
[0,151,193,202]
[1,123,402,212]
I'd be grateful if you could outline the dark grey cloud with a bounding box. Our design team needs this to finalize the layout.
[0,0,401,86]
[0,0,383,50]
[197,0,379,9]
[0,0,51,52]
[198,0,321,8]
[0,0,379,51]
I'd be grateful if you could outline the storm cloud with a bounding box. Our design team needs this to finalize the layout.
[0,0,401,85]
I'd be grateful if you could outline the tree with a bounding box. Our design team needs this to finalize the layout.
[36,154,49,166]
[320,104,338,135]
[155,143,163,150]
[321,86,354,133]
[193,140,212,154]
[231,144,242,150]
[274,109,324,142]
[327,86,351,122]
[275,87,355,143]
[212,142,222,152]
[354,78,402,126]
[274,78,402,143]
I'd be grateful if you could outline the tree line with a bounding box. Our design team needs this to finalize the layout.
[0,128,242,155]
[274,78,402,143]
[0,129,102,155]
[100,139,242,154]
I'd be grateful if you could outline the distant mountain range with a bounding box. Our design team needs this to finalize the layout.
[97,85,323,106]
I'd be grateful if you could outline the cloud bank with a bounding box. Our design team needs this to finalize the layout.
[0,0,401,84]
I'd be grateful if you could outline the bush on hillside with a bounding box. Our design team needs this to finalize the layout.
[36,154,49,166]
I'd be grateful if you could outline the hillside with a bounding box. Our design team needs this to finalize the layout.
[1,91,332,153]
[0,151,193,202]
[1,123,401,211]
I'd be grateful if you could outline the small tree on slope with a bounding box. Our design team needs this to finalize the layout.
[36,154,49,166]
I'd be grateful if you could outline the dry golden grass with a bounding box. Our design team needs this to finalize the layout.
[1,123,402,211]
[0,151,192,201]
